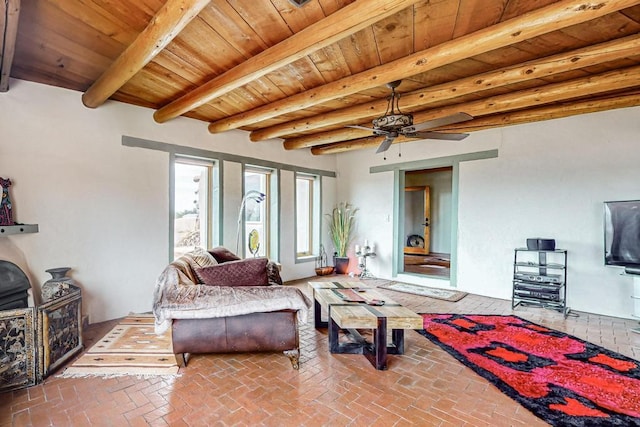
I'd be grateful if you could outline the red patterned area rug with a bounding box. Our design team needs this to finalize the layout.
[419,314,640,426]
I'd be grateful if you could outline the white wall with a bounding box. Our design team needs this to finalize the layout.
[222,161,243,250]
[0,79,336,323]
[334,155,396,276]
[4,78,639,322]
[336,106,640,320]
[279,170,298,273]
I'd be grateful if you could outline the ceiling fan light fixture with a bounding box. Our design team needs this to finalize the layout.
[345,80,472,154]
[371,80,413,131]
[372,113,413,130]
[288,0,312,7]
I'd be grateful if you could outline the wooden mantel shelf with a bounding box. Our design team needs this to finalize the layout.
[0,224,39,235]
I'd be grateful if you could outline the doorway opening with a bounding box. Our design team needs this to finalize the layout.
[402,167,453,278]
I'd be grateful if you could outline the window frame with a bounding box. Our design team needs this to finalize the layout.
[295,174,314,257]
[122,136,336,264]
[295,173,320,261]
[171,155,219,260]
[242,166,277,259]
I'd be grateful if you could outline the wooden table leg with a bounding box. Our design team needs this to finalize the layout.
[389,329,404,355]
[363,317,388,370]
[329,316,365,354]
[329,310,340,353]
[314,296,328,328]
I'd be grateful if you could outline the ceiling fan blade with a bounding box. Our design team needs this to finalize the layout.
[404,131,469,141]
[346,124,375,131]
[347,124,390,136]
[401,112,473,133]
[375,135,395,153]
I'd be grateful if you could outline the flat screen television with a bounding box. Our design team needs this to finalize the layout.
[604,200,640,274]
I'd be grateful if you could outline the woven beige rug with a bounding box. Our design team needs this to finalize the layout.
[59,314,179,378]
[378,282,468,302]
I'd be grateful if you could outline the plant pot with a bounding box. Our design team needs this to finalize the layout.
[334,257,350,275]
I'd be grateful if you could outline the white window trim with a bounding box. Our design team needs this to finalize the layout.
[171,155,219,260]
[295,173,320,262]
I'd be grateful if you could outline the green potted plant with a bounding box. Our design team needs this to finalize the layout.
[326,202,358,274]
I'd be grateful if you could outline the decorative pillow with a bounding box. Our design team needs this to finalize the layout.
[195,257,269,287]
[169,257,198,285]
[208,246,241,263]
[186,246,218,270]
[266,261,283,286]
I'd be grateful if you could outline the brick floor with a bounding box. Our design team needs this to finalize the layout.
[2,276,640,426]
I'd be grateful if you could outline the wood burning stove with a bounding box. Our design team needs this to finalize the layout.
[0,261,31,310]
[0,261,83,392]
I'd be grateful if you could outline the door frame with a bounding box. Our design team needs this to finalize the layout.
[396,167,456,282]
[372,149,499,287]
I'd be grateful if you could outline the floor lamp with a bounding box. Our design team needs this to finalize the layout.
[236,190,266,255]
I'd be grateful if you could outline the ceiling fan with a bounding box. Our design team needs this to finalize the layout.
[348,81,474,154]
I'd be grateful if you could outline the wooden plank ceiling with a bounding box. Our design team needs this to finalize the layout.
[6,0,640,155]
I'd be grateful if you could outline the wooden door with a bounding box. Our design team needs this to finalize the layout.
[404,186,431,255]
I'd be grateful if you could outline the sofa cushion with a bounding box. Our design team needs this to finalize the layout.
[208,246,241,263]
[169,257,198,285]
[185,247,218,271]
[195,257,269,287]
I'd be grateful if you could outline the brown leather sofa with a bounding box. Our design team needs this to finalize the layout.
[152,247,311,369]
[172,311,301,368]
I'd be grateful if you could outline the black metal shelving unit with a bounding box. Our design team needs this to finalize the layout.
[512,248,569,317]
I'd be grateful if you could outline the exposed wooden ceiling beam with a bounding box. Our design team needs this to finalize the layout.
[82,0,211,108]
[153,0,423,123]
[434,91,640,133]
[252,34,640,141]
[310,92,640,155]
[0,0,20,92]
[208,0,640,135]
[284,64,640,149]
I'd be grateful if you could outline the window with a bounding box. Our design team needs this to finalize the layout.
[123,135,334,264]
[296,175,312,256]
[296,174,318,258]
[172,157,218,260]
[242,168,274,258]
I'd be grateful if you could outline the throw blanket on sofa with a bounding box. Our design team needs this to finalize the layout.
[153,267,311,334]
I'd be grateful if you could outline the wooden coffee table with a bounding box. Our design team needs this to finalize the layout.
[309,282,423,370]
[308,281,372,328]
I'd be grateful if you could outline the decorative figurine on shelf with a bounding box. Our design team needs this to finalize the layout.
[355,239,376,278]
[0,177,14,226]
